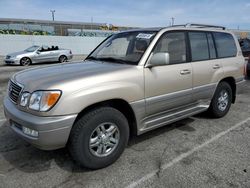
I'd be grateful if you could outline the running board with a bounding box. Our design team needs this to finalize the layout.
[139,105,209,134]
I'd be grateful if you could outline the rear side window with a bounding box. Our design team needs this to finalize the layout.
[213,32,237,58]
[189,32,209,61]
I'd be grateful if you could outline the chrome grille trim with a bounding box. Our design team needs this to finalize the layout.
[8,80,23,104]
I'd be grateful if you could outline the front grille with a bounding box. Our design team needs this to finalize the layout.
[8,80,23,104]
[5,61,14,64]
[6,55,11,59]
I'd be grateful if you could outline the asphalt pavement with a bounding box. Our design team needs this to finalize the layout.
[0,64,249,188]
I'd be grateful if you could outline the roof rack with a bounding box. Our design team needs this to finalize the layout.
[172,23,226,30]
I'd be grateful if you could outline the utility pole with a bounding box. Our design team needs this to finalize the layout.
[171,17,175,26]
[50,10,55,21]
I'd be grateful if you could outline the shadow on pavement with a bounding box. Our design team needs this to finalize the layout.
[1,117,196,173]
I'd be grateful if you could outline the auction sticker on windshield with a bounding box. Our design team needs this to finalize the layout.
[136,33,154,39]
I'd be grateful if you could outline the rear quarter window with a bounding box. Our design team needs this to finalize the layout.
[213,32,237,58]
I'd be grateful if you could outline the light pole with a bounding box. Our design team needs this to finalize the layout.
[50,10,55,21]
[171,17,175,26]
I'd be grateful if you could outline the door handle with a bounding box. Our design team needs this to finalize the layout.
[180,69,191,75]
[213,64,220,69]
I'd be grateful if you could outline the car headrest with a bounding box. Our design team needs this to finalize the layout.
[135,40,147,52]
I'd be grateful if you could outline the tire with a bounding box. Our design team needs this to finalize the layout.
[68,107,129,169]
[20,57,32,66]
[59,55,67,63]
[207,82,232,118]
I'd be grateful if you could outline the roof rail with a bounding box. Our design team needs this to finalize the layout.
[171,23,226,30]
[185,23,226,30]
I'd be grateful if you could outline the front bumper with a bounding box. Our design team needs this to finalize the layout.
[4,58,20,65]
[3,97,77,150]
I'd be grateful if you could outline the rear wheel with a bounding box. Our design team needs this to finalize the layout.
[207,82,232,118]
[20,57,32,66]
[59,55,67,63]
[68,107,129,169]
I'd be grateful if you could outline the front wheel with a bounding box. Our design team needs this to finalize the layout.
[20,57,32,66]
[68,107,129,169]
[207,82,232,118]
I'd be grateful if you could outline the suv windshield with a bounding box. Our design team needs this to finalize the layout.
[86,31,157,65]
[25,45,40,52]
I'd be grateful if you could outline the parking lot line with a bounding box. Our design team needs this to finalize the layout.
[126,117,250,188]
[0,174,6,178]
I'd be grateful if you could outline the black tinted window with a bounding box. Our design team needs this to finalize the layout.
[153,32,186,64]
[239,39,250,51]
[213,32,237,58]
[189,32,209,61]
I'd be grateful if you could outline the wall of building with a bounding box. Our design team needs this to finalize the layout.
[0,34,106,55]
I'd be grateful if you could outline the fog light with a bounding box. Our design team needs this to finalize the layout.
[20,92,30,107]
[22,126,38,137]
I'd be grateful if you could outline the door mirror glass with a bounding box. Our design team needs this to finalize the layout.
[146,52,170,68]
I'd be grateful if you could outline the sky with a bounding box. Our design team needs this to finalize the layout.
[0,0,250,29]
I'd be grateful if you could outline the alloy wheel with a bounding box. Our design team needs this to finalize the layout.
[89,122,120,157]
[217,90,229,111]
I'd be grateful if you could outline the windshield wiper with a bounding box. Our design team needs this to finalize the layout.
[86,56,136,65]
[97,57,132,64]
[85,56,101,61]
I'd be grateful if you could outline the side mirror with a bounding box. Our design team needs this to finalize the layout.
[36,50,41,54]
[146,52,170,68]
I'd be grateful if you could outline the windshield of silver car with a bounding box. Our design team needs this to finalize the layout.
[24,45,40,52]
[86,31,157,65]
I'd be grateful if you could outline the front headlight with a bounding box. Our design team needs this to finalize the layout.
[28,90,61,111]
[9,55,16,59]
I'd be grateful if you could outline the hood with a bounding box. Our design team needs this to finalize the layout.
[8,51,28,57]
[13,61,132,91]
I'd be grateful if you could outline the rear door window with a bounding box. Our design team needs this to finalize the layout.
[189,32,209,61]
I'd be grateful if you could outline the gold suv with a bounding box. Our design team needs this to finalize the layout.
[4,24,246,169]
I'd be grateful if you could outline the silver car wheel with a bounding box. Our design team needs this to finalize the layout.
[217,90,229,111]
[59,55,67,63]
[89,122,120,157]
[21,58,31,66]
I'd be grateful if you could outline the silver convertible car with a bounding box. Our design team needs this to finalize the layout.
[4,45,73,66]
